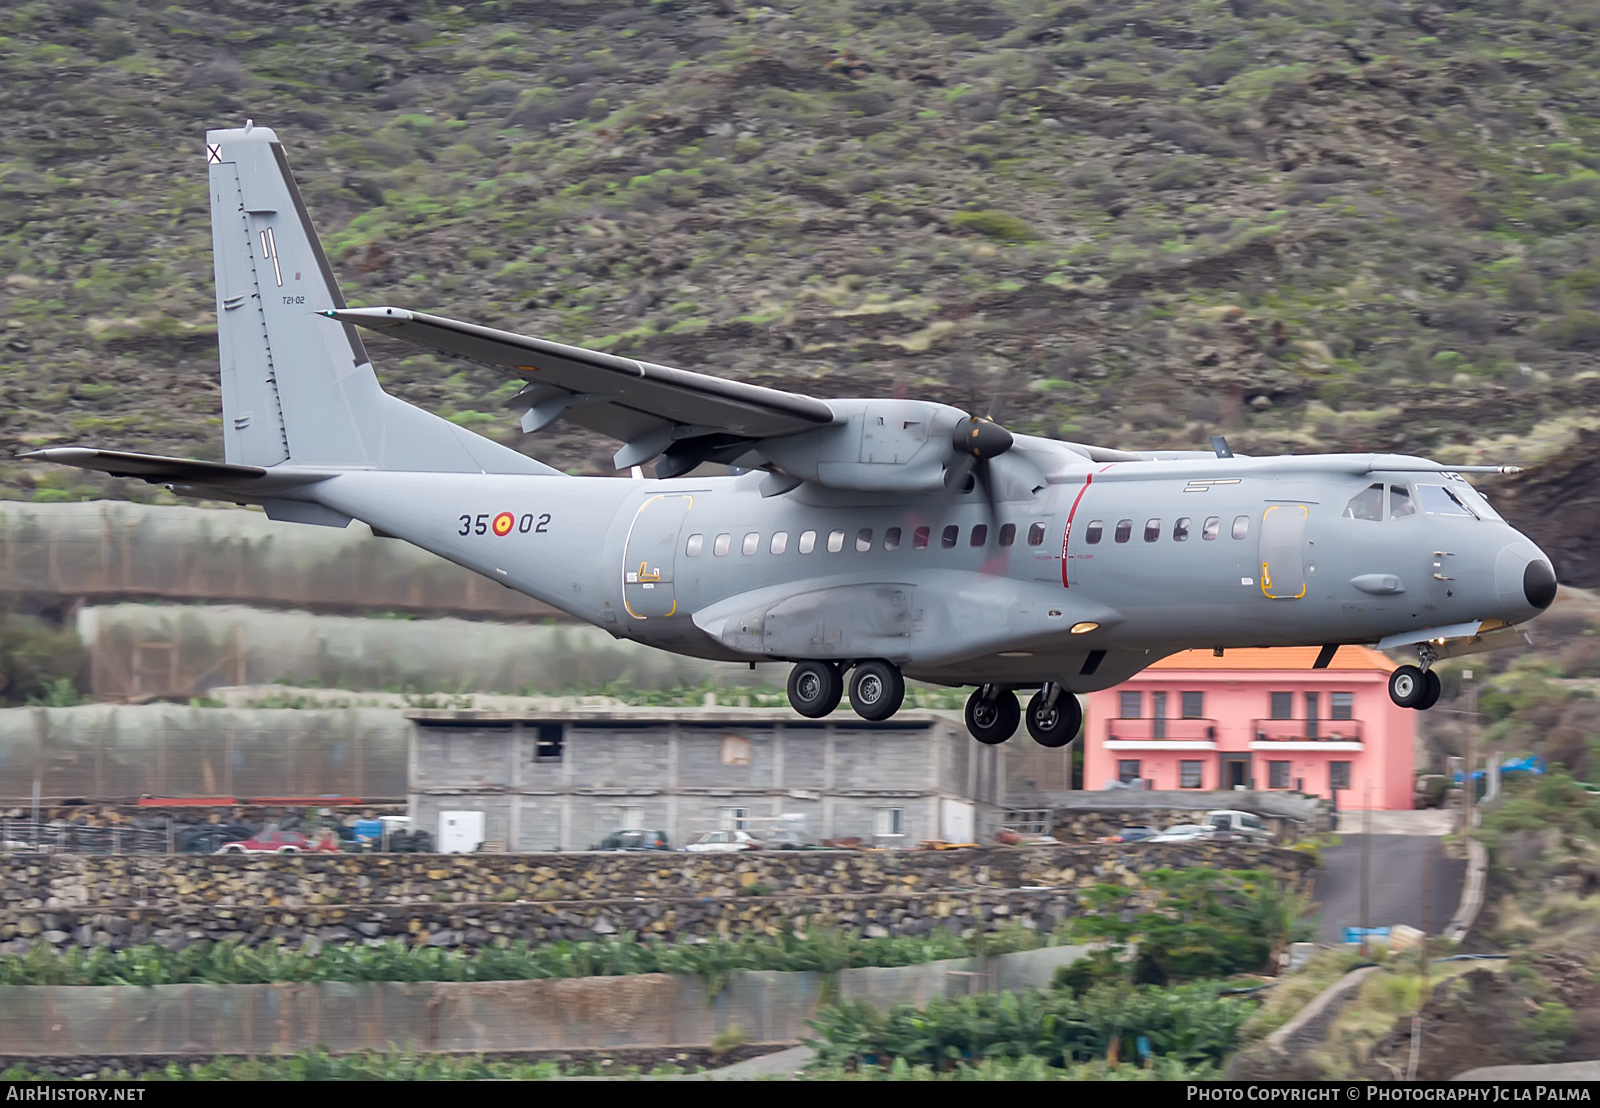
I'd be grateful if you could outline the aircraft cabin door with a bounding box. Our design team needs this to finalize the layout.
[1258,504,1309,600]
[622,494,693,619]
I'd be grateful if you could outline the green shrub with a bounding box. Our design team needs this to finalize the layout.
[950,209,1039,243]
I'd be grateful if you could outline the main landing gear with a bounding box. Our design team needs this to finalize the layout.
[1388,643,1443,711]
[964,683,1082,748]
[786,659,906,722]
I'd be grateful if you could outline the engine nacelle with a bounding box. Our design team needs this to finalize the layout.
[755,398,966,493]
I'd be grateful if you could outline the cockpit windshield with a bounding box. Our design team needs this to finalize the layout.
[1444,474,1503,521]
[1415,484,1478,518]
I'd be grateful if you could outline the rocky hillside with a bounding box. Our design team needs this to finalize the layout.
[3,1,1600,572]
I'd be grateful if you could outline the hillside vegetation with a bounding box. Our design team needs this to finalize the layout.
[4,0,1600,570]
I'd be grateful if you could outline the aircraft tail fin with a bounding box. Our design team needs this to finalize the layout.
[205,123,557,475]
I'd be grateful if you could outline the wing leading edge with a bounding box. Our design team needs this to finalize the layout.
[327,307,836,473]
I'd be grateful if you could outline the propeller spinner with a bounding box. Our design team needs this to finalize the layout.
[944,412,1014,492]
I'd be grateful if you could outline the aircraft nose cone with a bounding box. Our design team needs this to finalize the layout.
[1524,558,1557,610]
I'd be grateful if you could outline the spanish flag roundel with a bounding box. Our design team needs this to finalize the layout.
[492,512,515,536]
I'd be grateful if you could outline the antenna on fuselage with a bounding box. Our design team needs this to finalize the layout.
[1210,435,1234,459]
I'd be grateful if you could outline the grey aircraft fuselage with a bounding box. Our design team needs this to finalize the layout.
[308,451,1549,694]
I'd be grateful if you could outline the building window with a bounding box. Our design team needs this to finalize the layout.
[1119,691,1141,718]
[1269,761,1291,789]
[1114,519,1133,543]
[713,533,732,556]
[971,523,988,547]
[535,724,564,762]
[941,525,959,548]
[799,530,817,553]
[1270,692,1293,720]
[913,525,931,550]
[719,806,749,831]
[685,533,704,557]
[1028,522,1047,546]
[1117,760,1142,784]
[1331,692,1354,720]
[1330,762,1351,791]
[1173,517,1191,542]
[1152,691,1167,739]
[1084,520,1103,544]
[618,805,642,830]
[827,529,845,553]
[1305,692,1320,739]
[1144,518,1161,542]
[1180,761,1203,789]
[1232,515,1251,540]
[855,528,873,552]
[742,532,760,555]
[770,531,788,555]
[875,808,904,837]
[998,523,1016,547]
[884,527,902,551]
[1181,692,1204,719]
[720,734,751,766]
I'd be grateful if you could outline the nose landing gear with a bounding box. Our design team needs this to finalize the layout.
[1389,643,1443,711]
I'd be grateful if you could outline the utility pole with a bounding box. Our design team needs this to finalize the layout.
[1360,777,1372,957]
[1463,669,1476,835]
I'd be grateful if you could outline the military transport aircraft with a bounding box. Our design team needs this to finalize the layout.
[27,124,1559,747]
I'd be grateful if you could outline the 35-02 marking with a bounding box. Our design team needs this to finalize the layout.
[458,512,550,537]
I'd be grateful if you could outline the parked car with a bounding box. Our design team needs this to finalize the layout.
[1095,825,1160,844]
[215,829,341,854]
[1146,823,1213,843]
[179,826,255,854]
[1202,810,1272,844]
[684,830,763,852]
[591,829,672,851]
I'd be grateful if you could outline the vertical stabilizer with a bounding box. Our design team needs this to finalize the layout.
[205,124,556,475]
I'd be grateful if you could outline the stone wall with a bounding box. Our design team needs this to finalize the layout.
[0,844,1313,952]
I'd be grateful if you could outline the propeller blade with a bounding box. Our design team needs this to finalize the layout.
[944,452,978,491]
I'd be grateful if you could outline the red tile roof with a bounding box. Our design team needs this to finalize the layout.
[1145,645,1396,673]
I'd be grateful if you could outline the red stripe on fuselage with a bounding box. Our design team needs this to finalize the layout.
[1061,472,1094,587]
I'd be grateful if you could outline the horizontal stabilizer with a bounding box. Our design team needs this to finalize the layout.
[20,448,270,484]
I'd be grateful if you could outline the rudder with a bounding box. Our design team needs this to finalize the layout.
[205,123,555,476]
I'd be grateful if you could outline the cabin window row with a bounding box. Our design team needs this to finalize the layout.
[683,521,1050,558]
[1083,515,1250,545]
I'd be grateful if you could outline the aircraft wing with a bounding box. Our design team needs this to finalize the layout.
[327,307,836,471]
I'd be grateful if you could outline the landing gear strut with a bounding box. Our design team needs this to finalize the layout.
[1026,683,1082,748]
[787,661,843,718]
[965,685,1020,745]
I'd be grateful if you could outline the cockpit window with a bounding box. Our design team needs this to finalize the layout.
[1451,480,1503,521]
[1415,484,1477,518]
[1343,483,1385,521]
[1390,486,1415,519]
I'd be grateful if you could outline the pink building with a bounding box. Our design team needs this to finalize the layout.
[1082,647,1416,810]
